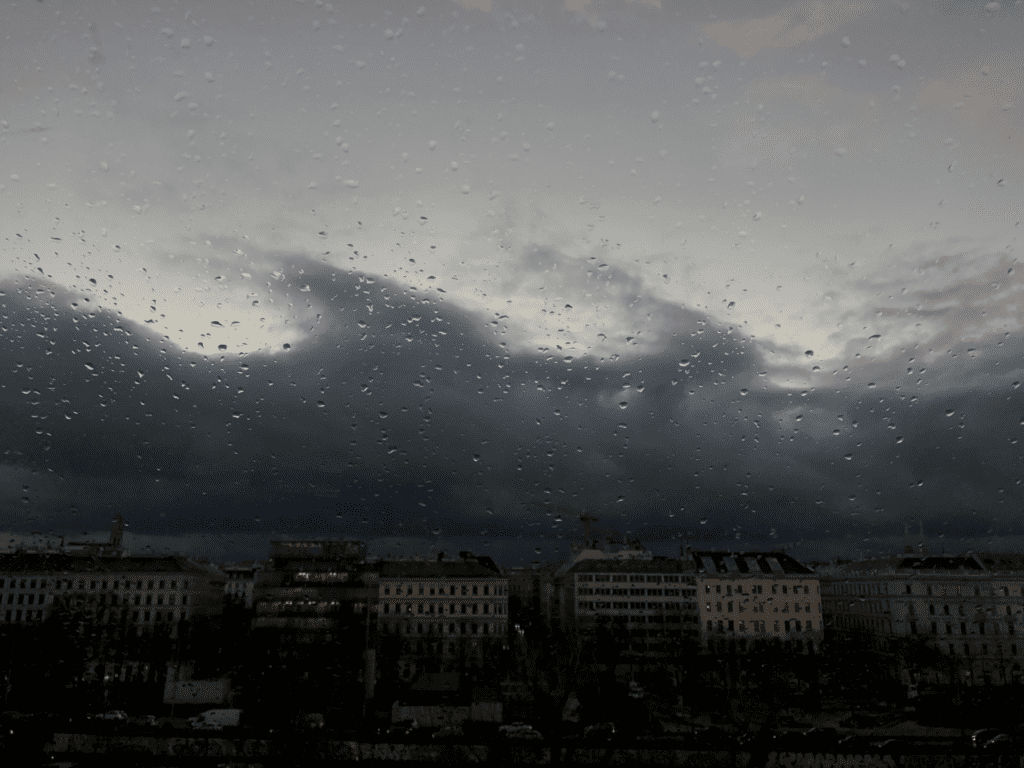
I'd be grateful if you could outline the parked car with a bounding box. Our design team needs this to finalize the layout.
[189,709,242,731]
[94,710,128,722]
[155,717,191,731]
[837,733,866,751]
[498,722,533,734]
[582,722,616,742]
[291,712,325,731]
[801,727,840,748]
[379,722,416,738]
[692,725,730,746]
[508,729,543,740]
[430,725,465,742]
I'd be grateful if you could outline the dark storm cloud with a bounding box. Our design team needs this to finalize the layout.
[3,236,1024,557]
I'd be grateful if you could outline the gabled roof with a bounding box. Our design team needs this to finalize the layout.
[827,552,1024,576]
[688,550,815,576]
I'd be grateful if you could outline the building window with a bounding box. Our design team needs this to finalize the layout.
[472,585,479,596]
[905,584,912,594]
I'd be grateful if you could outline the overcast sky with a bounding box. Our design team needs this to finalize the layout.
[1,0,1022,565]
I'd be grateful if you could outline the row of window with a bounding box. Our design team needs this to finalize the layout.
[384,620,504,636]
[708,601,818,615]
[577,601,694,611]
[0,577,189,591]
[383,602,505,616]
[382,583,505,597]
[576,574,691,584]
[1,608,187,624]
[709,619,815,633]
[831,582,1023,598]
[912,621,1016,637]
[577,587,694,597]
[948,642,1020,657]
[705,583,815,596]
[917,603,1018,617]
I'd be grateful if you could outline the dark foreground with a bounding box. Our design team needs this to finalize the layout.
[5,732,1023,768]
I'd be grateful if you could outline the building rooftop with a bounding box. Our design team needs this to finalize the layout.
[377,557,502,579]
[561,556,697,576]
[688,550,816,576]
[0,552,222,575]
[825,552,1024,575]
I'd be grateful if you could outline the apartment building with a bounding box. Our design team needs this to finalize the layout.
[0,553,224,627]
[222,560,268,609]
[377,552,509,649]
[555,550,701,658]
[820,552,1024,685]
[251,540,376,637]
[689,550,822,652]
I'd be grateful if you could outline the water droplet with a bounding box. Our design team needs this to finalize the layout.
[283,343,291,350]
[618,402,628,409]
[472,454,480,462]
[832,429,840,436]
[804,350,814,357]
[700,517,708,525]
[739,389,748,396]
[378,411,388,419]
[843,454,853,461]
[945,409,955,417]
[795,414,803,421]
[896,436,904,444]
[727,301,736,309]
